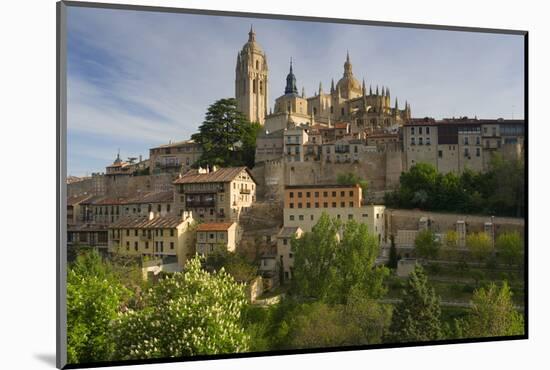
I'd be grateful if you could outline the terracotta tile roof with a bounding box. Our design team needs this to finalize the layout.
[125,191,174,204]
[173,167,255,185]
[334,122,349,129]
[67,193,94,206]
[150,139,197,150]
[109,215,184,229]
[196,222,234,232]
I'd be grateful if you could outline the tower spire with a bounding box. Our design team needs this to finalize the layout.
[362,78,366,96]
[319,81,323,94]
[369,85,372,95]
[248,25,255,41]
[331,78,335,93]
[284,57,298,95]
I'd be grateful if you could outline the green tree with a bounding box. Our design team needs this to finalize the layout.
[191,98,261,168]
[456,281,524,338]
[414,229,441,260]
[388,235,399,269]
[335,220,388,302]
[336,172,368,195]
[466,232,494,263]
[112,256,250,360]
[206,249,258,283]
[385,264,443,343]
[67,250,130,364]
[291,213,339,300]
[496,231,524,267]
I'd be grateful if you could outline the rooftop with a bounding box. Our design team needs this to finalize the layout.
[277,226,301,238]
[173,166,255,185]
[110,215,185,229]
[150,139,198,150]
[196,222,235,232]
[285,184,360,190]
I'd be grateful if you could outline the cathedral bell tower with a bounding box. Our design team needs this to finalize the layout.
[235,26,268,125]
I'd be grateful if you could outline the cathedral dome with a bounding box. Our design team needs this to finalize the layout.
[335,52,362,98]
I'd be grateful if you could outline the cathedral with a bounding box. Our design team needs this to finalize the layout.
[235,27,411,134]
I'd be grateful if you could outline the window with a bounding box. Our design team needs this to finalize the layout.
[289,192,294,198]
[315,202,319,208]
[376,214,380,219]
[484,127,488,134]
[476,136,480,145]
[299,215,304,221]
[170,229,174,237]
[209,233,214,239]
[126,229,129,236]
[426,137,431,145]
[314,192,319,197]
[464,148,470,157]
[426,127,430,134]
[348,214,353,220]
[419,127,423,135]
[170,242,174,250]
[332,202,336,208]
[134,241,138,251]
[419,137,423,145]
[290,215,295,221]
[323,191,328,197]
[306,202,311,208]
[492,127,497,136]
[145,241,149,249]
[476,147,481,157]
[438,150,443,158]
[340,202,345,207]
[349,191,354,196]
[160,229,164,237]
[157,204,161,212]
[310,215,314,221]
[306,192,311,197]
[323,202,328,208]
[464,137,469,145]
[126,241,129,250]
[253,79,257,93]
[256,60,259,69]
[298,203,302,209]
[411,127,415,135]
[340,191,345,197]
[332,191,336,197]
[167,204,171,213]
[283,238,288,245]
[349,202,354,207]
[290,203,294,209]
[411,137,415,145]
[298,192,302,198]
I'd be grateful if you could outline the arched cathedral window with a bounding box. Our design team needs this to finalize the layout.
[256,60,259,69]
[253,79,257,94]
[260,81,263,95]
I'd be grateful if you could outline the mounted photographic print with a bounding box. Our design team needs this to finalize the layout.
[56,1,528,368]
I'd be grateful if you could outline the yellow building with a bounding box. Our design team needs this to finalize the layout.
[108,211,195,267]
[283,184,385,243]
[173,166,256,222]
[276,226,303,281]
[149,140,202,175]
[195,222,238,258]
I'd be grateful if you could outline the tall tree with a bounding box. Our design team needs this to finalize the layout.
[496,231,524,267]
[67,250,130,364]
[291,213,339,301]
[388,235,399,269]
[112,256,250,360]
[414,229,441,260]
[191,98,260,168]
[466,232,494,263]
[336,172,368,195]
[335,220,388,302]
[456,281,524,338]
[385,264,443,343]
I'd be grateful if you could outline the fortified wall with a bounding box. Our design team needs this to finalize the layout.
[386,208,525,240]
[252,148,404,202]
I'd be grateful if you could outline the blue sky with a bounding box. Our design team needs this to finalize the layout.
[67,6,524,176]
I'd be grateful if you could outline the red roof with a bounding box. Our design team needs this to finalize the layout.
[196,222,234,232]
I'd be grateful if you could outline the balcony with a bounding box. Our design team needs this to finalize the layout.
[185,200,215,208]
[240,188,251,194]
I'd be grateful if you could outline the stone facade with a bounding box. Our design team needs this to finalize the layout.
[173,166,256,223]
[149,140,202,176]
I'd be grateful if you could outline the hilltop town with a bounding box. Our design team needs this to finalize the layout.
[66,27,525,303]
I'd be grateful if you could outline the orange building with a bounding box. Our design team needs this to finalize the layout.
[284,184,362,210]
